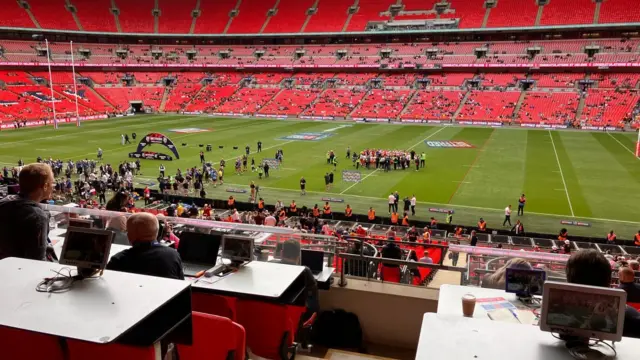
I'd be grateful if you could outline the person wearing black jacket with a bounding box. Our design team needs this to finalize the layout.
[0,164,55,262]
[107,213,184,280]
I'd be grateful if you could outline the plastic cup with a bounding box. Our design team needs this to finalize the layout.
[462,294,476,317]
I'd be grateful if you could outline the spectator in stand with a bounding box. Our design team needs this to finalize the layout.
[106,215,128,245]
[619,267,640,303]
[469,230,478,247]
[511,220,525,235]
[565,250,640,338]
[562,239,572,254]
[344,240,374,277]
[0,163,55,261]
[264,212,277,227]
[106,190,129,212]
[106,213,184,280]
[482,258,532,290]
[630,260,640,272]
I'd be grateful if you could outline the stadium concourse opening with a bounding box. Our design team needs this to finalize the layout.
[2,0,640,358]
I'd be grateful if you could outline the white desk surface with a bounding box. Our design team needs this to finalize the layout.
[192,261,305,299]
[417,314,640,360]
[438,284,520,319]
[0,257,189,344]
[315,267,335,283]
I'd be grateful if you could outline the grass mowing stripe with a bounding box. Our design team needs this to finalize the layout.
[447,127,496,204]
[548,130,574,216]
[607,131,639,159]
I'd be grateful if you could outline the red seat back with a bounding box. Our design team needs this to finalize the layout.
[0,326,64,360]
[67,339,156,360]
[235,300,295,360]
[628,302,640,311]
[192,293,237,321]
[178,311,246,360]
[381,266,401,283]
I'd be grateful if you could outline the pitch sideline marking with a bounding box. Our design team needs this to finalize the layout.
[606,131,639,160]
[339,126,448,195]
[548,130,575,217]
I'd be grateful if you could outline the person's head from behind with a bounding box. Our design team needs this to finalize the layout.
[281,239,301,265]
[484,257,532,289]
[629,260,640,272]
[619,266,636,284]
[19,163,54,202]
[126,213,159,246]
[106,191,129,212]
[566,249,611,288]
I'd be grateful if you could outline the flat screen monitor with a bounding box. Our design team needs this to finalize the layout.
[301,249,324,273]
[68,218,93,229]
[178,231,222,265]
[222,235,254,263]
[505,268,546,297]
[540,281,627,342]
[59,228,114,270]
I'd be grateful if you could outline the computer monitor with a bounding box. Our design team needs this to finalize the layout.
[68,218,93,229]
[505,268,546,297]
[301,249,324,274]
[178,231,222,266]
[540,281,627,342]
[222,235,254,263]
[59,228,114,270]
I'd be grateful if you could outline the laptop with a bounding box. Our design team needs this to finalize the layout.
[301,249,324,275]
[177,231,222,277]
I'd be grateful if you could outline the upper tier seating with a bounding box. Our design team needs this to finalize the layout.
[0,71,34,85]
[194,0,236,34]
[263,0,315,33]
[114,0,155,33]
[226,0,274,34]
[593,73,640,89]
[517,91,579,124]
[346,0,395,32]
[443,0,485,29]
[532,73,583,88]
[486,0,537,28]
[393,0,439,21]
[478,73,522,87]
[158,0,198,34]
[304,0,352,32]
[401,90,464,121]
[72,0,117,32]
[27,0,78,30]
[598,0,640,24]
[539,0,595,26]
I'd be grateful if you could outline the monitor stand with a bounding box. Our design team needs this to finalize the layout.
[565,340,608,360]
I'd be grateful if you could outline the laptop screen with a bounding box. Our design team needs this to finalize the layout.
[301,249,324,272]
[178,231,222,264]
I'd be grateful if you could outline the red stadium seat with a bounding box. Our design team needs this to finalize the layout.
[192,293,238,321]
[628,303,640,311]
[380,265,401,283]
[177,312,246,360]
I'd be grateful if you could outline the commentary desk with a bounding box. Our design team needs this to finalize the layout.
[416,313,640,360]
[0,257,191,347]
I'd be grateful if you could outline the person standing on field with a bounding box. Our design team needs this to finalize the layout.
[410,195,417,216]
[503,205,512,227]
[517,194,526,216]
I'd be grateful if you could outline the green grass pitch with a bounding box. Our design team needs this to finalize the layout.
[1,114,639,240]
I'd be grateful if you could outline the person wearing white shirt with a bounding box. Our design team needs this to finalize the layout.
[230,209,240,222]
[503,205,512,226]
[419,254,433,264]
[410,195,417,216]
[388,193,395,213]
[264,212,277,226]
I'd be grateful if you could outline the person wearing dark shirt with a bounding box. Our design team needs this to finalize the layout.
[0,164,54,261]
[619,267,640,303]
[381,240,403,267]
[107,213,184,280]
[565,250,640,339]
[470,230,478,247]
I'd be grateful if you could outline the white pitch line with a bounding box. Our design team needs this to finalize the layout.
[339,126,447,195]
[548,130,575,217]
[607,131,639,160]
[223,140,295,162]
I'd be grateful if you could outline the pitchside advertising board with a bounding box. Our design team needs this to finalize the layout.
[425,141,474,148]
[128,132,180,161]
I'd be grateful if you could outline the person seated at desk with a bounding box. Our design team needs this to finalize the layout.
[106,215,129,245]
[565,250,640,338]
[619,266,640,303]
[0,163,54,262]
[107,213,184,280]
[482,258,532,290]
